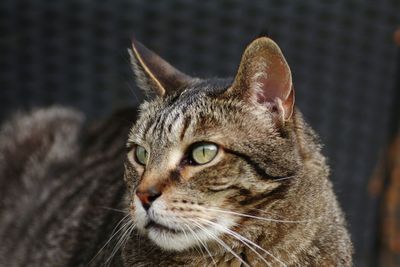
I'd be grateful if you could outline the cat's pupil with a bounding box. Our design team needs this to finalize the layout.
[190,143,218,165]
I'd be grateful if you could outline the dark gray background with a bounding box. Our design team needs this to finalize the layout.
[0,1,399,266]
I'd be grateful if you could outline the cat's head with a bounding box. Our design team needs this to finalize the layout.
[124,37,302,252]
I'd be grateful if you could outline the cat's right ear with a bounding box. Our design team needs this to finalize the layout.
[226,37,295,122]
[129,39,192,97]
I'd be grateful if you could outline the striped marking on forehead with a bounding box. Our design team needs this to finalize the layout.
[144,97,199,143]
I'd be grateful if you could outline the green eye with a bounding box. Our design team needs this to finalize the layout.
[135,145,149,165]
[190,143,218,165]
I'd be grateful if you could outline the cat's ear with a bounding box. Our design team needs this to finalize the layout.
[228,37,294,122]
[129,39,192,97]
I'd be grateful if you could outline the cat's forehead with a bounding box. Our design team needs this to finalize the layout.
[128,79,276,150]
[141,79,228,114]
[130,85,231,143]
[131,93,217,144]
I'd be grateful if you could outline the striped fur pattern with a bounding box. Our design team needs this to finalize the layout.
[123,38,353,266]
[0,107,136,266]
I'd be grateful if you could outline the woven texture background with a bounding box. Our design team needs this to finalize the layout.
[0,0,399,266]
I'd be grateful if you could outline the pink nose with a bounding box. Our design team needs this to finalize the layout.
[136,186,162,210]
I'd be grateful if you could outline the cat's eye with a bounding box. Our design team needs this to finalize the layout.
[135,145,149,165]
[190,143,218,165]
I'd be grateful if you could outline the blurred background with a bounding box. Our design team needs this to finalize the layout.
[0,0,399,266]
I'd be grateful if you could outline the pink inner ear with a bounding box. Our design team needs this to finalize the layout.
[254,63,291,104]
[253,60,294,121]
[229,37,295,121]
[255,76,278,103]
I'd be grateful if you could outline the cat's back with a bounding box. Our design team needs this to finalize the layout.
[0,107,134,267]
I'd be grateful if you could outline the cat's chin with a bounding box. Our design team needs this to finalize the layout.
[146,222,220,251]
[147,228,198,251]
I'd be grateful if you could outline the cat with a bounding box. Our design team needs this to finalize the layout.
[0,37,353,267]
[121,37,353,266]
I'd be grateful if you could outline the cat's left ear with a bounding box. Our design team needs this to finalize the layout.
[228,37,294,122]
[129,39,192,97]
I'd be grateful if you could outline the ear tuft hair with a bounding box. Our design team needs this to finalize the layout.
[129,39,192,97]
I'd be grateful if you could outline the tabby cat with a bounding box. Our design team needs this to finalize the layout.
[0,37,352,266]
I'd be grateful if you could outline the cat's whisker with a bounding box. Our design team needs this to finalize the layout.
[99,206,128,214]
[183,223,213,265]
[189,230,214,265]
[105,229,126,266]
[179,217,217,266]
[196,218,273,267]
[188,219,250,267]
[103,219,136,267]
[199,218,287,267]
[120,223,137,260]
[116,222,137,263]
[104,219,136,267]
[173,217,205,260]
[274,175,297,182]
[109,214,132,239]
[180,222,205,259]
[249,207,322,222]
[199,219,270,267]
[88,214,131,265]
[125,79,141,103]
[203,207,315,224]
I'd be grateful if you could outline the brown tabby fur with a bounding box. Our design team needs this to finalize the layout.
[122,37,353,266]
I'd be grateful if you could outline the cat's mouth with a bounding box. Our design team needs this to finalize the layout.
[136,209,237,251]
[145,220,183,234]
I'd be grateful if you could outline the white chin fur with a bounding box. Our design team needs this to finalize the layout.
[146,217,236,251]
[148,229,198,251]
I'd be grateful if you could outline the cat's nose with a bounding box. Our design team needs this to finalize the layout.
[136,186,162,211]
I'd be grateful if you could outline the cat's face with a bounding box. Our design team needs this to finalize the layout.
[124,37,299,252]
